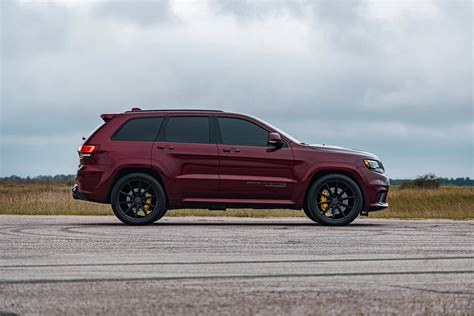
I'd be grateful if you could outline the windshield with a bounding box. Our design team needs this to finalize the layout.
[252,116,302,144]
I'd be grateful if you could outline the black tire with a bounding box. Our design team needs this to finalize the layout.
[305,174,363,226]
[110,173,167,225]
[155,209,167,222]
[303,204,321,223]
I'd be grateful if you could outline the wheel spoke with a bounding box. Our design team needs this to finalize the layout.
[143,184,151,194]
[340,203,353,210]
[339,183,348,193]
[334,181,338,195]
[141,195,157,200]
[320,193,331,199]
[326,210,331,216]
[337,205,345,218]
[317,201,329,205]
[119,191,133,197]
[123,203,134,214]
[324,184,333,197]
[337,184,349,197]
[341,196,355,200]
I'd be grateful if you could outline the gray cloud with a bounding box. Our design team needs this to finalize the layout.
[93,0,175,26]
[0,0,472,178]
[1,1,71,57]
[212,0,305,20]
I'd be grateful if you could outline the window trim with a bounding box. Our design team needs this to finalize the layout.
[111,116,165,142]
[157,115,215,144]
[215,116,287,148]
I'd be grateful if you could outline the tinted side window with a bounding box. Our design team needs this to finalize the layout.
[163,116,210,144]
[112,117,164,141]
[218,117,269,146]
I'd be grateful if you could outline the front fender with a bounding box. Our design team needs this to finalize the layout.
[294,162,366,208]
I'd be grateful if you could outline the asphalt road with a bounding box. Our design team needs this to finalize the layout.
[0,215,473,315]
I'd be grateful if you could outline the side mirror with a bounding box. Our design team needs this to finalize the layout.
[268,132,282,145]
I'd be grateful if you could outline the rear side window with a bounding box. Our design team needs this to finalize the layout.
[163,116,210,144]
[112,117,164,141]
[218,117,269,146]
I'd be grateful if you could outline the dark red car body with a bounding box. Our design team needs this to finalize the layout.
[74,109,389,213]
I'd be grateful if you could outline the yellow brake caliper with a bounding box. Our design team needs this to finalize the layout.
[143,193,153,214]
[320,189,329,213]
[137,193,153,216]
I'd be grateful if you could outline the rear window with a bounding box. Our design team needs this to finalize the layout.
[112,117,164,141]
[162,116,210,144]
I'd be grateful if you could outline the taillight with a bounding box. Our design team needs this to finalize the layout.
[78,145,98,158]
[78,145,97,153]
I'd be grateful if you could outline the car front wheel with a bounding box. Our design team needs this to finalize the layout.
[305,174,363,226]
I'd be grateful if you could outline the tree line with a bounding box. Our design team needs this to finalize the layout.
[0,174,473,187]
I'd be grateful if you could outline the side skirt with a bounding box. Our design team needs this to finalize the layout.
[169,198,300,210]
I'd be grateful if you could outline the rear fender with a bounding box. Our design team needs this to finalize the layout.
[102,159,160,201]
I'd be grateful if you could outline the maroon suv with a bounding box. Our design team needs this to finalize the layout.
[73,108,389,225]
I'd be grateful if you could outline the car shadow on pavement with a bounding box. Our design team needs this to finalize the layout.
[73,221,385,227]
[154,222,384,227]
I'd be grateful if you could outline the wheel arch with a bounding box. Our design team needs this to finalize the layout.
[303,169,366,211]
[107,167,167,203]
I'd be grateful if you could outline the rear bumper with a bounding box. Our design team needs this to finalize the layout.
[72,183,106,203]
[74,164,112,203]
[72,184,87,201]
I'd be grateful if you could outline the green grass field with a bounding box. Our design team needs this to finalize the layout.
[0,183,472,220]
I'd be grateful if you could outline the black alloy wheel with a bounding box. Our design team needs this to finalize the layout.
[305,174,363,225]
[111,173,167,225]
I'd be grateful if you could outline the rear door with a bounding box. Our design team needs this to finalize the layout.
[216,116,295,201]
[152,115,219,203]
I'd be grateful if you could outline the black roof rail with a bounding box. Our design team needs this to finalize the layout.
[124,109,224,113]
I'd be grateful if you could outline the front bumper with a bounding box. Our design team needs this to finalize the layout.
[367,201,389,211]
[367,188,389,211]
[359,167,390,212]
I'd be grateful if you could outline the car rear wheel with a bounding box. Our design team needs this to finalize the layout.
[111,173,167,225]
[306,174,363,226]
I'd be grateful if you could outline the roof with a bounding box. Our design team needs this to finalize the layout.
[124,108,224,113]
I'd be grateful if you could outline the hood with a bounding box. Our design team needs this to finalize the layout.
[307,144,379,160]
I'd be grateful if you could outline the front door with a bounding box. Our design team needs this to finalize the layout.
[216,116,295,201]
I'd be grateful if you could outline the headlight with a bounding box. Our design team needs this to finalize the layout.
[363,159,385,174]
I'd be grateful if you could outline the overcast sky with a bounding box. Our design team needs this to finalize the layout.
[1,0,472,178]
